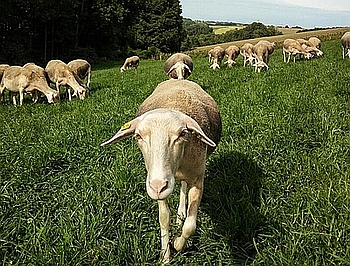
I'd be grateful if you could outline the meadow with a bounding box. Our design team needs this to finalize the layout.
[1,39,350,265]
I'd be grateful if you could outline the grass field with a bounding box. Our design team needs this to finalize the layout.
[1,39,350,265]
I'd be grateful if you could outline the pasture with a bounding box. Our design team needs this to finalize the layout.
[1,39,350,265]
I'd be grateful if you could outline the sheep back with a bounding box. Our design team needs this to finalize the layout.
[136,79,222,154]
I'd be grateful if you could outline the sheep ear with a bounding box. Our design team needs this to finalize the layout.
[184,64,192,73]
[183,114,216,147]
[100,118,139,146]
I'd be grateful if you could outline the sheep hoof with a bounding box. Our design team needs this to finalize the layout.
[172,235,187,252]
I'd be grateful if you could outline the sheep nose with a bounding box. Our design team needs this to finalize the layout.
[149,180,168,196]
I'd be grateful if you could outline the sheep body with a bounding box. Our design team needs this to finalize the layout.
[67,59,91,88]
[120,56,140,72]
[45,59,86,100]
[164,53,193,80]
[23,62,50,103]
[240,43,254,66]
[224,45,240,67]
[252,40,275,72]
[283,38,311,62]
[209,46,225,69]
[101,79,222,262]
[341,32,350,59]
[308,37,321,49]
[0,66,60,105]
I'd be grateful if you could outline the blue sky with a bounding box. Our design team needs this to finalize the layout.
[179,0,350,28]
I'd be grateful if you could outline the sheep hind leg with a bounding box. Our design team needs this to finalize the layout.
[158,199,171,263]
[177,181,187,225]
[173,178,203,252]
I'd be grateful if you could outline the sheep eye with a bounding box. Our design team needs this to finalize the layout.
[135,133,142,141]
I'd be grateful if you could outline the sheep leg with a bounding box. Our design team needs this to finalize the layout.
[158,199,171,263]
[173,178,203,252]
[177,181,187,225]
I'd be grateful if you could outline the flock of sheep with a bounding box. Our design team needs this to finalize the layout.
[2,30,350,264]
[0,59,91,105]
[207,36,324,73]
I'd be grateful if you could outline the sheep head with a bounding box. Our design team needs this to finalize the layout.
[101,108,215,200]
[167,62,192,80]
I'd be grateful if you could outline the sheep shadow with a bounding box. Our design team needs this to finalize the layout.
[194,150,267,263]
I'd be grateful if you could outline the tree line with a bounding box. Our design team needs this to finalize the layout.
[0,0,183,65]
[0,0,282,66]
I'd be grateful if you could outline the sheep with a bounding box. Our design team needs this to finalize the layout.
[67,59,91,89]
[252,40,276,72]
[23,62,50,103]
[0,64,10,102]
[45,59,86,101]
[120,56,140,72]
[240,43,255,66]
[0,66,60,105]
[101,79,222,263]
[208,46,225,70]
[341,32,350,59]
[308,37,322,49]
[224,45,240,67]
[164,53,193,80]
[283,38,312,63]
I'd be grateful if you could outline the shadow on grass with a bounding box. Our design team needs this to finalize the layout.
[200,150,267,263]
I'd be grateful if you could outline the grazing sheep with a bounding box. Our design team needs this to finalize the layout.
[341,32,350,59]
[23,62,50,103]
[252,41,275,72]
[67,59,91,89]
[101,79,222,263]
[45,59,86,101]
[0,66,60,105]
[240,43,255,67]
[308,37,322,49]
[209,46,225,70]
[224,45,240,67]
[0,64,10,102]
[283,39,312,63]
[164,53,193,80]
[120,56,140,72]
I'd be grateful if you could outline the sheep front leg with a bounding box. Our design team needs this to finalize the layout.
[158,199,171,263]
[177,181,187,225]
[173,178,203,252]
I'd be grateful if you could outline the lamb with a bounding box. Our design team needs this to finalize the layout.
[0,66,60,105]
[163,53,193,80]
[120,56,140,72]
[101,79,222,263]
[341,32,350,59]
[240,43,255,66]
[283,38,312,62]
[224,45,240,67]
[45,59,86,101]
[252,40,276,72]
[67,59,91,89]
[208,46,225,70]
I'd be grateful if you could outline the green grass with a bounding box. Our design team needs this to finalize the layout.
[1,40,350,265]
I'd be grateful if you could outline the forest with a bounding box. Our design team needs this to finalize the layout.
[0,0,282,66]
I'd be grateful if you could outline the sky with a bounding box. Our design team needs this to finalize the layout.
[179,0,350,28]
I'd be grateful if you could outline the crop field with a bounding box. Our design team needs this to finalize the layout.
[1,39,350,265]
[210,25,299,35]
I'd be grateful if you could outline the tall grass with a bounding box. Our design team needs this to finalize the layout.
[1,39,350,265]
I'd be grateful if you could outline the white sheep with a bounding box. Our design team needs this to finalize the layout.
[0,64,9,102]
[240,43,255,67]
[308,37,322,49]
[0,66,60,105]
[45,59,87,101]
[224,45,240,67]
[341,32,350,59]
[120,56,140,72]
[23,62,50,103]
[283,38,312,63]
[298,38,323,58]
[101,79,222,263]
[163,53,193,80]
[67,59,91,89]
[252,40,275,72]
[208,46,225,70]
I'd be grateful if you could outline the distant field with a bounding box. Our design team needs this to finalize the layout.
[210,25,299,35]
